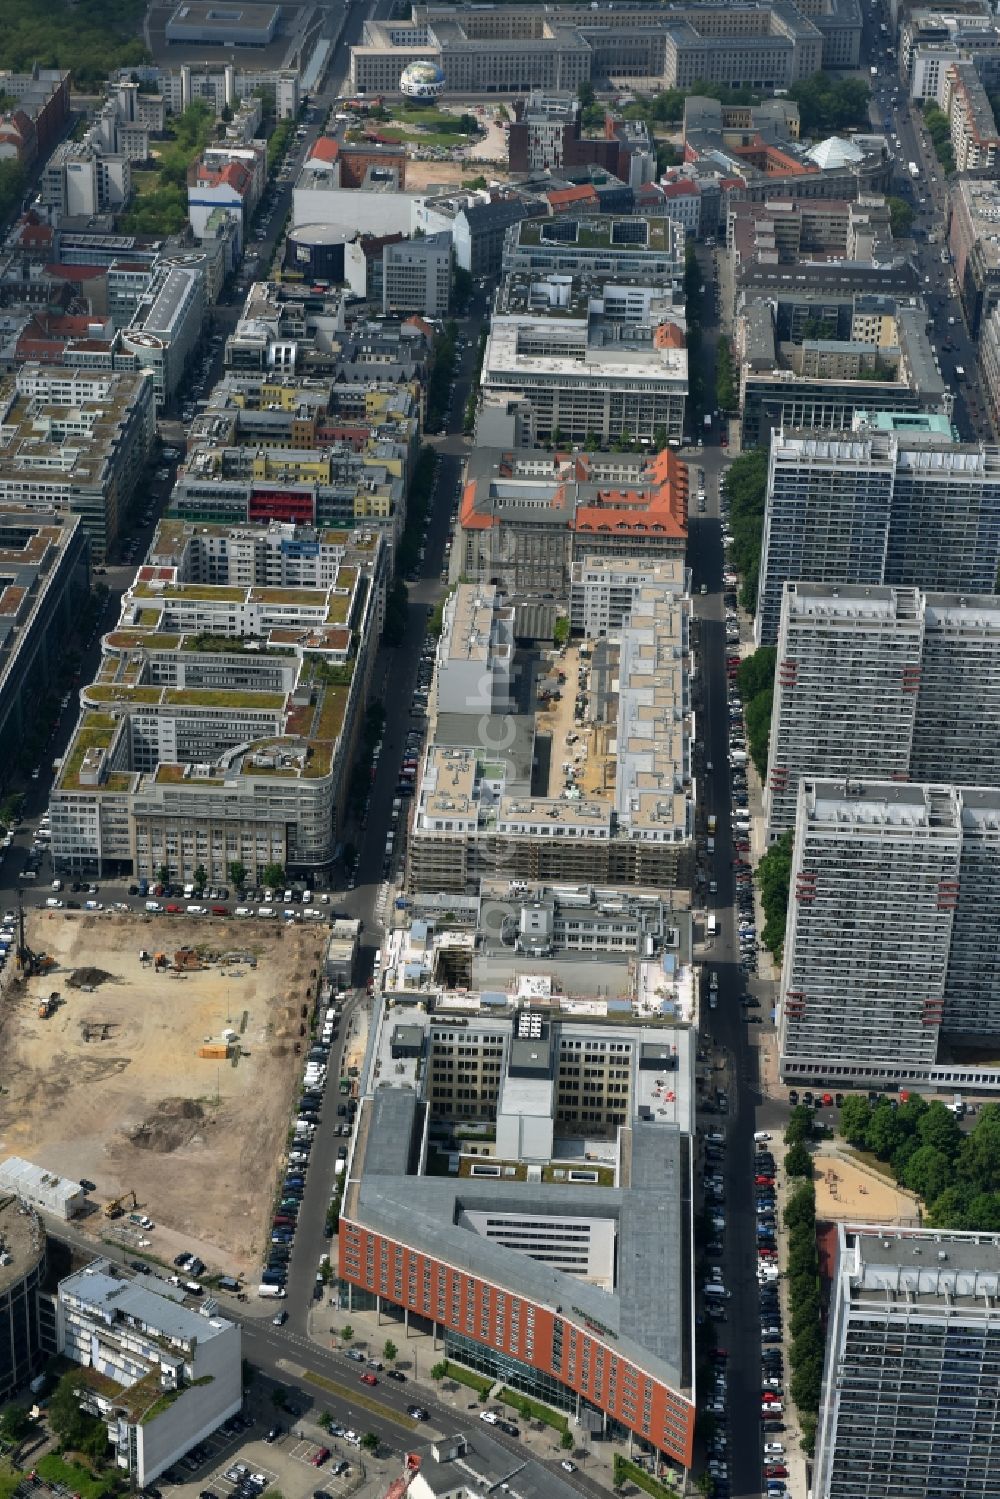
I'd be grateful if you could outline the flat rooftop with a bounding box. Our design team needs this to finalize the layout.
[62,1258,234,1344]
[0,1196,45,1296]
[847,1225,1000,1307]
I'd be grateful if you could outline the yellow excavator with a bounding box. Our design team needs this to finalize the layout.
[104,1189,138,1220]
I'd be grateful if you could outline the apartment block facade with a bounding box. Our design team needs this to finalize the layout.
[49,522,384,881]
[756,426,1000,645]
[480,309,687,446]
[766,585,1000,837]
[0,364,155,560]
[779,779,1000,1089]
[815,1224,1000,1499]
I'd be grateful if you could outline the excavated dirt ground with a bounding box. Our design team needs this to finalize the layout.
[0,910,325,1279]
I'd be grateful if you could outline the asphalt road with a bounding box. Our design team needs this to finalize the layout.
[866,15,992,440]
[682,235,775,1499]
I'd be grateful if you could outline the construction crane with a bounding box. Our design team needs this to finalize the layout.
[104,1189,138,1220]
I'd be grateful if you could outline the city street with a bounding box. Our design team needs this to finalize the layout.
[866,13,993,440]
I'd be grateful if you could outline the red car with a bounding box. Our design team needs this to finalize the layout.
[311,1448,330,1467]
[762,1392,780,1403]
[360,1373,378,1386]
[166,903,181,914]
[766,1466,788,1479]
[755,1175,775,1186]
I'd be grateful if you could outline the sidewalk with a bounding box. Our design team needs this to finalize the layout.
[304,1300,639,1493]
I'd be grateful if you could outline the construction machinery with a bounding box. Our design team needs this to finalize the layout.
[37,991,60,1019]
[16,893,54,976]
[104,1189,138,1220]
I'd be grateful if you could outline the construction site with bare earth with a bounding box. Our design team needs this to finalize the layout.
[0,909,326,1279]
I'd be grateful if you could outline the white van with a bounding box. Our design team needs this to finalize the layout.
[704,1284,730,1299]
[258,1283,286,1298]
[754,1131,772,1143]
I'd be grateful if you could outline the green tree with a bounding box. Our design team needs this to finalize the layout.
[784,1179,816,1232]
[790,1353,824,1411]
[228,861,247,892]
[839,1094,872,1147]
[157,864,170,887]
[383,1339,398,1364]
[341,1324,354,1343]
[361,1432,379,1453]
[886,195,915,238]
[553,616,570,647]
[790,1286,821,1340]
[737,646,776,778]
[787,73,870,134]
[0,1405,32,1442]
[917,1100,962,1158]
[49,1371,96,1449]
[957,1109,1000,1193]
[429,1361,447,1381]
[757,829,793,959]
[584,430,602,451]
[560,1429,574,1450]
[262,862,285,890]
[721,447,768,612]
[785,1139,814,1178]
[963,1191,1000,1231]
[926,1182,973,1228]
[866,1100,907,1161]
[653,425,668,452]
[785,1103,815,1147]
[193,864,208,890]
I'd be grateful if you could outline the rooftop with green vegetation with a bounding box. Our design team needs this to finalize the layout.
[57,713,124,792]
[515,215,674,254]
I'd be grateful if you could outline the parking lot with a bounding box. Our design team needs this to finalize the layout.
[158,1419,360,1499]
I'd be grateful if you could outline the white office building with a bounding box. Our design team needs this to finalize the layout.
[57,1260,241,1488]
[480,273,688,447]
[434,584,514,717]
[765,585,1000,838]
[815,1224,1000,1499]
[756,427,1000,646]
[382,232,452,317]
[119,260,205,409]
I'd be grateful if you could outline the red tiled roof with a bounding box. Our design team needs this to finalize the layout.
[653,322,686,350]
[548,184,598,209]
[662,178,700,198]
[44,262,106,281]
[308,137,340,165]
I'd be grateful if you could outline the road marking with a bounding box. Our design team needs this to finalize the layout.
[302,1368,419,1429]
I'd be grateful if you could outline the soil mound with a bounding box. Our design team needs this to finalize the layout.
[68,967,115,988]
[129,1098,206,1153]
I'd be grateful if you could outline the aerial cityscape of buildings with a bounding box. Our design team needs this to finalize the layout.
[2,4,1000,1499]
